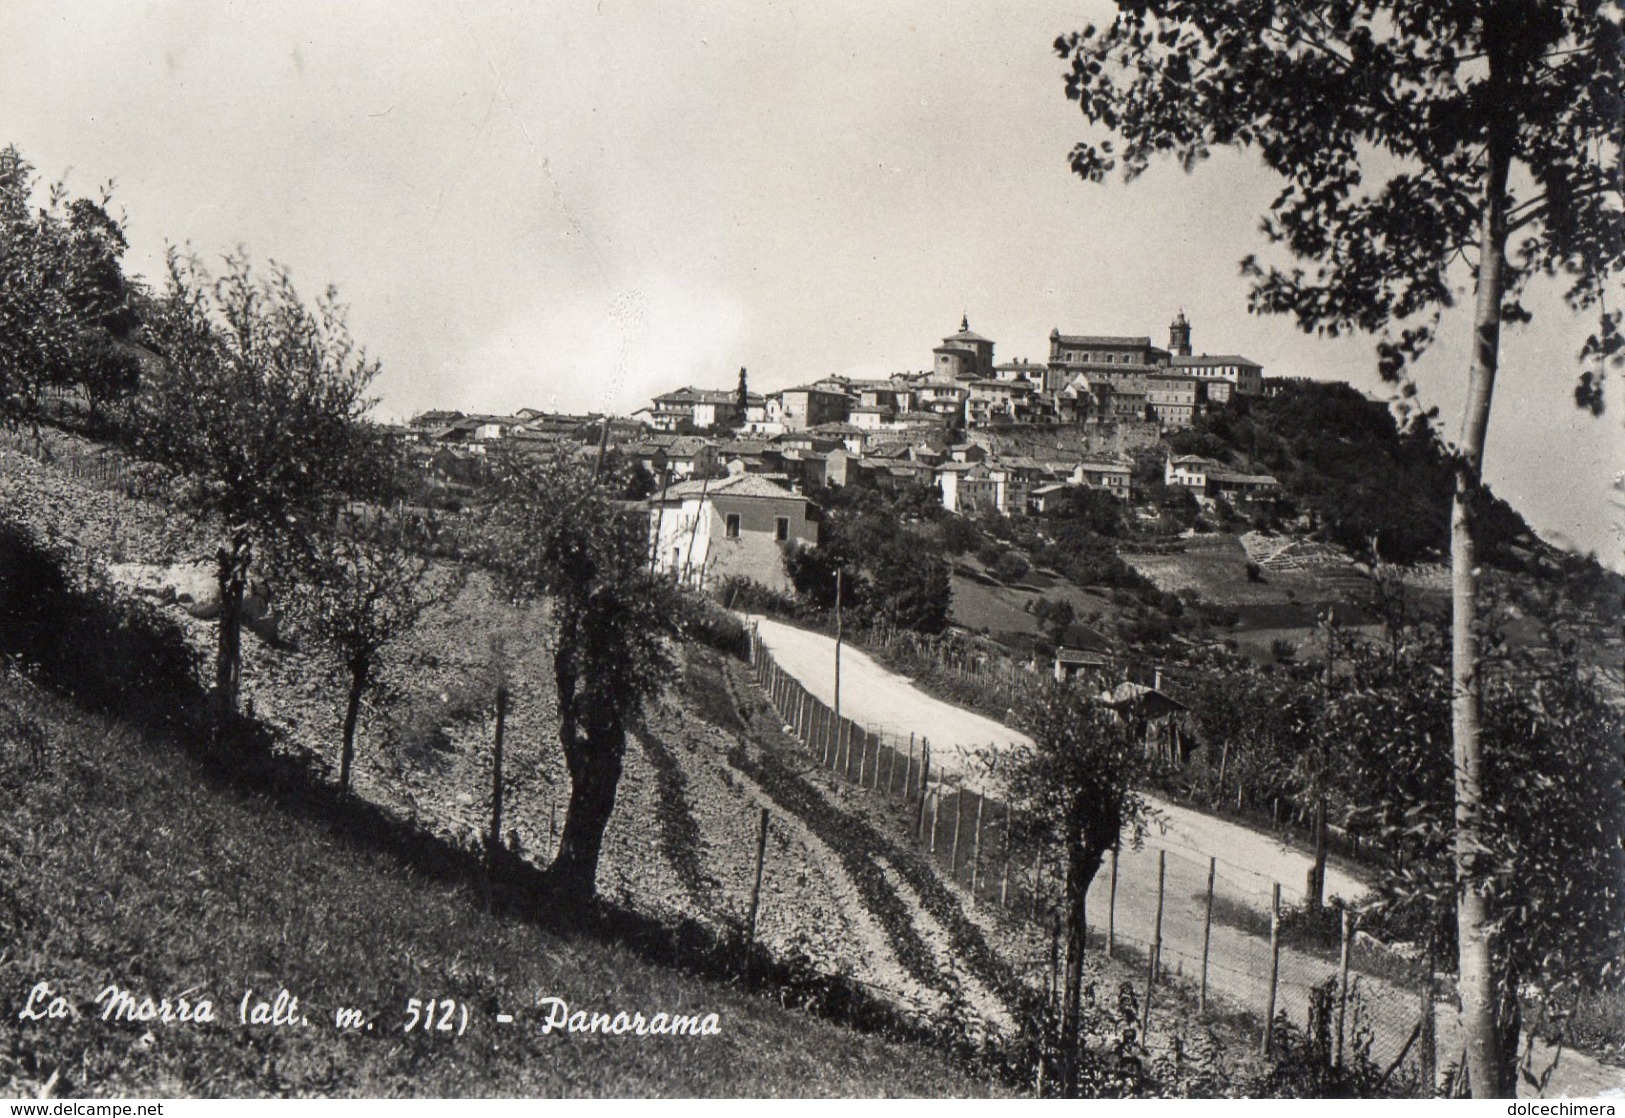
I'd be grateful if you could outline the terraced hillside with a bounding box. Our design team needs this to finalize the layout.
[0,436,1251,1096]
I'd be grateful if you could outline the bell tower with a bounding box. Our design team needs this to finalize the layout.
[1170,310,1192,357]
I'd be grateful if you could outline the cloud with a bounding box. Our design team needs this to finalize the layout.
[445,274,745,417]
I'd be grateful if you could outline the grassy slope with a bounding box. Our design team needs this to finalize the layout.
[0,675,992,1099]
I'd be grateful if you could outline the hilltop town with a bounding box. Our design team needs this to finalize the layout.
[393,313,1304,595]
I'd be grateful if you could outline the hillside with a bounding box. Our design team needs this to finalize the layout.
[0,441,1018,1098]
[1167,381,1550,570]
[0,434,1278,1098]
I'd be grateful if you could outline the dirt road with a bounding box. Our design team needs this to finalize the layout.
[747,615,1625,1099]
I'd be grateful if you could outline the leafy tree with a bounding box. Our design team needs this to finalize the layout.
[130,251,385,726]
[864,534,952,634]
[477,449,683,904]
[1034,596,1077,647]
[1334,617,1625,1090]
[783,495,950,634]
[987,685,1155,1097]
[992,549,1031,584]
[1044,484,1123,537]
[58,196,144,425]
[289,511,445,798]
[1057,4,1621,1094]
[0,146,140,428]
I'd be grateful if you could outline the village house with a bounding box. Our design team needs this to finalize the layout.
[1069,457,1135,498]
[1144,374,1205,429]
[1054,647,1113,683]
[646,473,820,592]
[1165,454,1280,502]
[966,378,1039,426]
[1168,354,1264,398]
[907,378,970,425]
[770,384,852,431]
[628,434,720,480]
[648,387,764,432]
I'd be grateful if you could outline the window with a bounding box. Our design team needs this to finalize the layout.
[725,513,741,539]
[775,516,789,542]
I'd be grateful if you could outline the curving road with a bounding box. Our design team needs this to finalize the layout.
[744,614,1625,1099]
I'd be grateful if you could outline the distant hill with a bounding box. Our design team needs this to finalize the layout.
[1170,381,1547,570]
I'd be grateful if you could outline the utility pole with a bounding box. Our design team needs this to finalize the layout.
[833,567,844,724]
[647,464,671,576]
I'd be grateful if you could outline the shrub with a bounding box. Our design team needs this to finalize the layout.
[992,550,1031,584]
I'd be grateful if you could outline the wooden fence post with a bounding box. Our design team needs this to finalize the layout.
[905,734,916,799]
[969,792,986,901]
[886,740,897,797]
[1262,882,1282,1055]
[930,780,943,855]
[1142,849,1165,1037]
[949,785,965,878]
[915,743,931,839]
[487,686,508,870]
[999,804,1012,909]
[1107,846,1119,958]
[1335,906,1353,1070]
[1200,856,1216,1014]
[742,808,770,983]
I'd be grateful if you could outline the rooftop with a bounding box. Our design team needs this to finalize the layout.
[1051,333,1155,348]
[1171,354,1263,368]
[654,473,803,502]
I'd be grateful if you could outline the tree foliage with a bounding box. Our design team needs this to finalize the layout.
[987,684,1158,1096]
[288,509,445,797]
[1056,3,1622,1094]
[1334,617,1625,1071]
[476,449,684,904]
[0,145,142,428]
[784,483,952,635]
[130,250,385,722]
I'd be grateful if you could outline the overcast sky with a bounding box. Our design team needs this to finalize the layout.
[2,0,1617,563]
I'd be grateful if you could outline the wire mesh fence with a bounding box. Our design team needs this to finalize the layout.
[748,625,1440,1090]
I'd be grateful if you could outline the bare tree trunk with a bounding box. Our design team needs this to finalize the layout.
[1452,123,1513,1100]
[549,711,625,906]
[548,639,625,906]
[1060,835,1106,1099]
[213,529,251,730]
[338,658,367,797]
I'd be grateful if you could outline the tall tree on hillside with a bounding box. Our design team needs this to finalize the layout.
[131,251,385,728]
[478,449,683,904]
[986,686,1155,1097]
[0,146,140,428]
[735,366,749,417]
[1055,3,1621,1095]
[289,509,445,798]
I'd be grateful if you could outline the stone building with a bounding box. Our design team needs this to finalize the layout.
[933,316,996,381]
